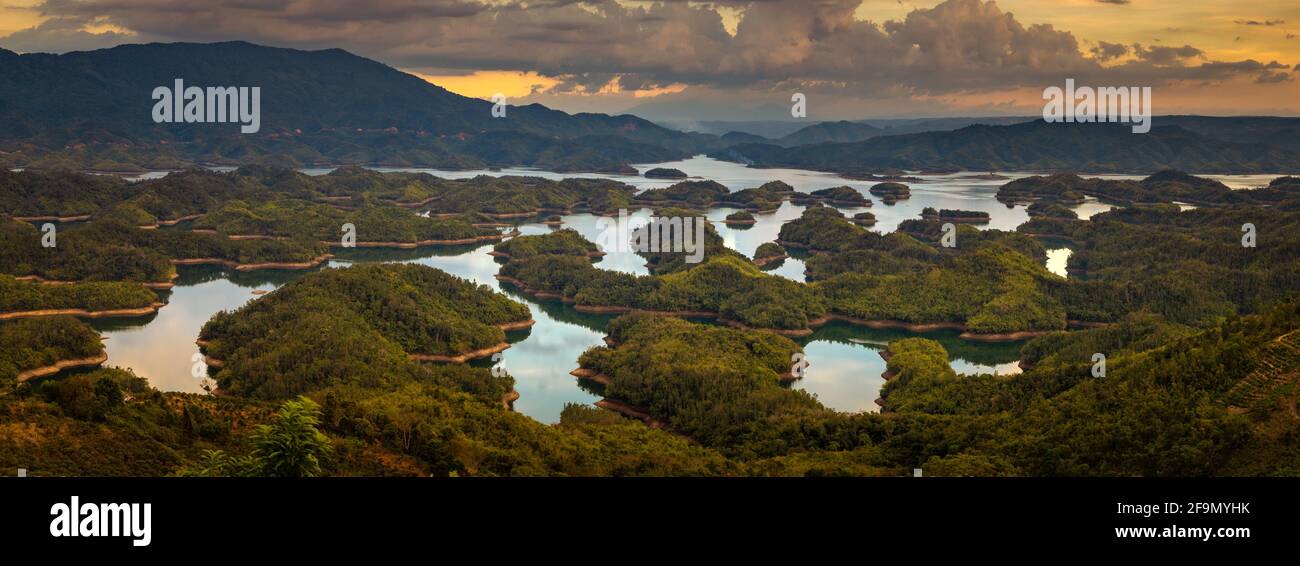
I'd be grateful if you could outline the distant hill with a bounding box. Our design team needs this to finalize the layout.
[1159,116,1300,152]
[718,131,772,145]
[656,119,811,139]
[0,41,715,172]
[712,120,1300,174]
[664,116,1037,139]
[777,120,883,146]
[862,116,1037,135]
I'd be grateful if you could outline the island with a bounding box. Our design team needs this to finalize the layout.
[752,242,789,268]
[724,211,757,226]
[792,185,870,206]
[868,182,911,204]
[644,167,689,179]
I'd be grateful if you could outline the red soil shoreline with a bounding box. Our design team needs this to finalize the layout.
[12,214,92,222]
[16,352,109,382]
[752,253,789,267]
[197,319,535,367]
[495,275,1107,340]
[16,274,177,290]
[171,254,334,271]
[595,399,666,428]
[0,302,167,320]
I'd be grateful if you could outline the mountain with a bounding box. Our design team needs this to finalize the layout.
[712,119,1300,174]
[777,120,883,146]
[718,131,773,145]
[0,41,716,172]
[860,116,1037,134]
[655,119,812,138]
[1159,116,1300,152]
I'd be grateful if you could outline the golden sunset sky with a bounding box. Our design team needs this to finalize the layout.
[2,0,1298,119]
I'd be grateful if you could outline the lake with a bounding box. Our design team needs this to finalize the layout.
[85,157,1271,421]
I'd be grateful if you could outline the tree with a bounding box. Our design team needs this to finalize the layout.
[251,396,334,477]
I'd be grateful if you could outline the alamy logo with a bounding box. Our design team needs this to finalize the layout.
[595,209,706,264]
[1043,79,1151,134]
[50,496,152,547]
[152,79,260,133]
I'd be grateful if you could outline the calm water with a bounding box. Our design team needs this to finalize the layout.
[92,156,1259,421]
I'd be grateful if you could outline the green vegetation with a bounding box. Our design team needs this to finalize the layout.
[1000,171,1300,208]
[423,176,637,216]
[754,242,786,261]
[778,205,871,251]
[5,257,1300,476]
[635,180,730,207]
[195,198,496,244]
[1018,314,1195,370]
[0,274,158,315]
[182,397,333,477]
[199,263,532,398]
[0,367,275,476]
[1030,205,1300,326]
[868,182,910,203]
[644,168,688,179]
[724,211,755,224]
[815,245,1067,334]
[630,180,794,212]
[638,207,749,274]
[852,211,877,226]
[576,313,820,454]
[0,317,104,385]
[715,120,1300,174]
[1026,201,1079,219]
[0,217,175,284]
[0,166,642,225]
[0,169,136,218]
[503,253,826,332]
[493,229,602,259]
[794,185,868,206]
[878,338,957,412]
[921,208,990,223]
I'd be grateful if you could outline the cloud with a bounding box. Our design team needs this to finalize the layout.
[1131,43,1204,65]
[1095,0,1130,4]
[1235,19,1285,26]
[1,0,1292,116]
[0,17,138,53]
[1090,41,1128,61]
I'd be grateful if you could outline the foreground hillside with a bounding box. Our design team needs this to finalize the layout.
[1,167,1299,475]
[3,277,1298,476]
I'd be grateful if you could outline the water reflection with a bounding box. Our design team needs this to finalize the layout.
[89,157,1059,422]
[789,321,1023,413]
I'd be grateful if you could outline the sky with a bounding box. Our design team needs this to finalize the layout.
[2,0,1299,122]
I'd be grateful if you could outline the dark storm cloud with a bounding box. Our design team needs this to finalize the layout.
[1234,19,1285,26]
[3,0,1290,96]
[1090,41,1129,61]
[1131,43,1203,65]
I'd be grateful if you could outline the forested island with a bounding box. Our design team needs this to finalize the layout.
[5,288,1299,476]
[632,179,793,212]
[198,264,534,397]
[921,208,991,224]
[644,168,688,179]
[3,163,1300,477]
[0,316,106,384]
[868,182,911,204]
[999,170,1300,208]
[792,186,869,206]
